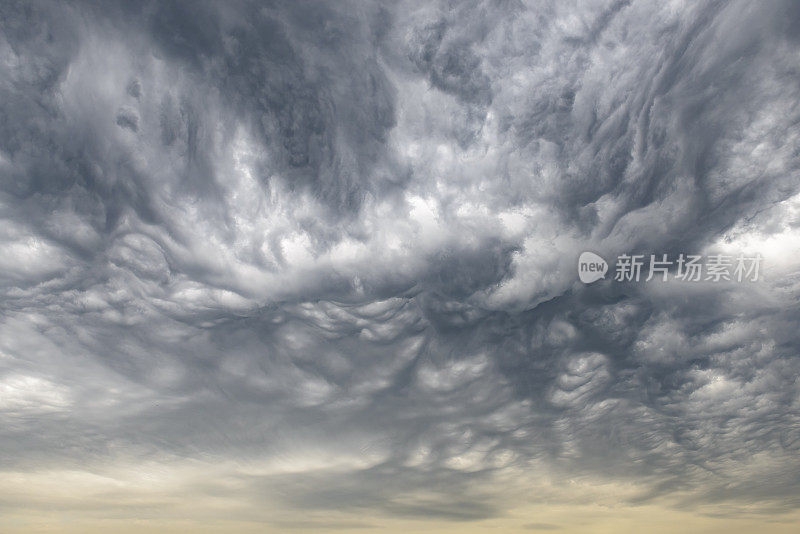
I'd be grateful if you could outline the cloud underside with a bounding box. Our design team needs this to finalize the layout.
[1,0,800,529]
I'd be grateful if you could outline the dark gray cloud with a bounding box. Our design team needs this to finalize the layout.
[1,0,800,530]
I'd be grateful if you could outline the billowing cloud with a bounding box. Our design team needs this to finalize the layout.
[1,0,800,532]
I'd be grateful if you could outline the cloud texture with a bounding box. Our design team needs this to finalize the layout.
[1,0,800,531]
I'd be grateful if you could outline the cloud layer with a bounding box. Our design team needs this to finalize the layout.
[1,0,800,531]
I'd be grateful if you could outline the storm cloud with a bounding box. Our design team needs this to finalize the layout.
[1,0,800,532]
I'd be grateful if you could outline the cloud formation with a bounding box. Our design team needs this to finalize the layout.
[1,0,800,531]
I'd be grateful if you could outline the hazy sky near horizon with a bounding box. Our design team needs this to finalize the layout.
[1,0,800,532]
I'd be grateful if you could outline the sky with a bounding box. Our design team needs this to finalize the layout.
[1,0,800,532]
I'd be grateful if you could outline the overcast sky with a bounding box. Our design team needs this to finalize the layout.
[1,1,800,533]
